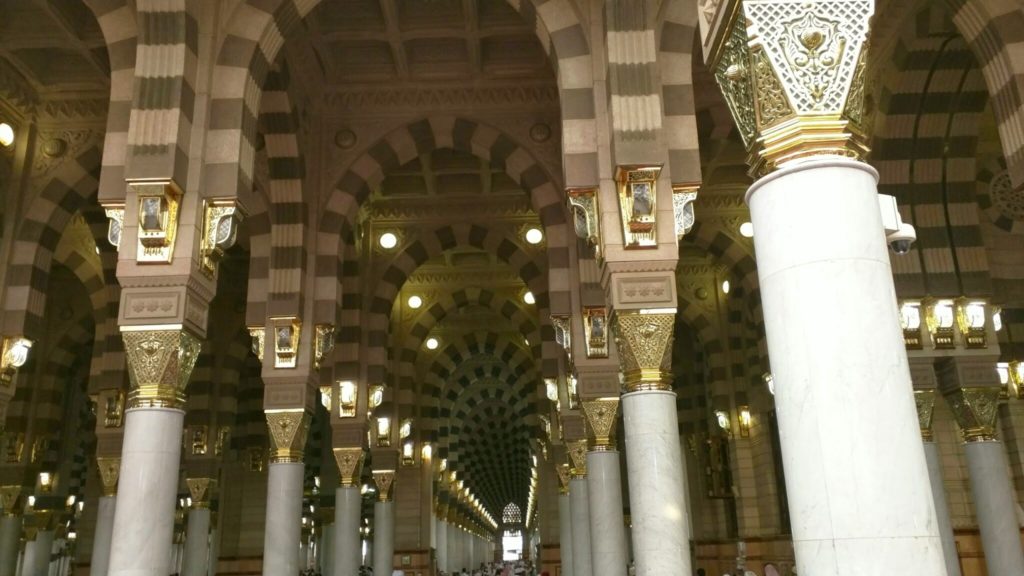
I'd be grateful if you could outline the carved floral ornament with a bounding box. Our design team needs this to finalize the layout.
[712,0,873,176]
[121,328,202,410]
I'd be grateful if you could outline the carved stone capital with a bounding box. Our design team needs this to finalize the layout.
[121,327,202,410]
[333,447,364,487]
[582,399,620,451]
[568,440,588,479]
[373,470,396,502]
[614,311,675,392]
[96,457,121,497]
[914,390,936,442]
[0,486,23,517]
[265,410,311,464]
[186,477,216,509]
[943,387,1001,443]
[712,0,873,176]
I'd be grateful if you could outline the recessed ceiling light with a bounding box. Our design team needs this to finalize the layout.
[426,337,439,350]
[0,123,14,147]
[408,295,423,309]
[523,291,535,305]
[739,222,754,238]
[524,228,543,245]
[379,232,398,249]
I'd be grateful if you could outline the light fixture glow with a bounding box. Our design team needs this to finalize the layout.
[994,308,1003,332]
[764,372,775,396]
[426,337,439,350]
[524,228,543,245]
[0,123,14,148]
[721,280,730,294]
[399,419,412,439]
[38,472,53,492]
[408,295,423,309]
[738,406,752,437]
[900,302,921,330]
[523,291,535,305]
[421,443,432,460]
[739,222,754,238]
[378,232,398,250]
[714,410,730,433]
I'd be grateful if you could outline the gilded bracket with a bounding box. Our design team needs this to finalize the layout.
[132,181,182,264]
[248,326,265,362]
[102,204,125,250]
[199,198,243,278]
[567,188,601,258]
[672,185,700,241]
[615,166,662,249]
[270,317,301,369]
[314,324,336,371]
[582,307,609,359]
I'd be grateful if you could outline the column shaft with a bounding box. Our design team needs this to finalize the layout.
[261,462,305,576]
[622,391,688,575]
[90,496,116,576]
[558,494,573,576]
[22,530,53,576]
[923,442,961,576]
[569,479,593,576]
[436,519,448,573]
[0,515,21,576]
[108,408,184,575]
[586,451,627,576]
[447,523,458,572]
[748,159,945,574]
[373,501,394,576]
[965,441,1024,574]
[321,524,334,576]
[334,486,361,576]
[181,508,210,576]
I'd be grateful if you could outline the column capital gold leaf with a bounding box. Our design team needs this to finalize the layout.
[0,486,22,516]
[96,457,121,497]
[333,447,364,487]
[568,439,588,479]
[555,463,570,495]
[121,327,201,410]
[373,470,395,502]
[614,311,675,392]
[582,398,620,450]
[914,389,936,441]
[944,387,1001,442]
[265,410,310,464]
[186,477,216,509]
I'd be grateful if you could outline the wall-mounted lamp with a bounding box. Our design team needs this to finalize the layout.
[199,199,242,277]
[38,472,54,494]
[271,317,301,368]
[925,298,955,349]
[998,361,1024,399]
[134,182,182,263]
[955,298,988,349]
[738,406,752,438]
[899,301,923,349]
[313,324,335,371]
[338,380,357,418]
[375,417,392,448]
[0,123,14,147]
[402,441,415,466]
[421,443,432,461]
[0,337,32,386]
[714,410,731,435]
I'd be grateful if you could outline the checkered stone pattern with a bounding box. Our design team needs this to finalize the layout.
[658,0,702,184]
[233,353,269,454]
[686,222,761,324]
[364,223,556,386]
[78,204,126,393]
[334,242,362,382]
[673,322,708,437]
[316,117,571,333]
[873,9,993,298]
[975,156,1024,301]
[604,0,663,146]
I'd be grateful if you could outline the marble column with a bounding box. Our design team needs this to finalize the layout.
[558,490,573,576]
[181,507,211,576]
[568,476,593,576]
[320,523,334,576]
[262,409,311,576]
[915,390,961,576]
[581,400,627,576]
[373,501,394,576]
[22,529,53,576]
[447,520,459,572]
[90,496,117,576]
[334,486,362,576]
[0,511,21,576]
[436,518,448,573]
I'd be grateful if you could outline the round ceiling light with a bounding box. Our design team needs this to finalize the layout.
[722,280,731,294]
[425,337,439,350]
[739,222,754,238]
[379,232,398,249]
[523,291,535,305]
[0,123,14,148]
[408,295,423,309]
[524,228,544,245]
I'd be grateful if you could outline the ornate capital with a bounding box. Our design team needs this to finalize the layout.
[333,447,364,487]
[568,440,588,479]
[582,399,620,451]
[712,0,873,176]
[0,486,23,517]
[914,390,936,442]
[121,327,201,410]
[944,387,1001,442]
[96,457,121,497]
[265,410,311,463]
[186,477,216,509]
[373,470,395,502]
[555,463,571,495]
[614,311,675,392]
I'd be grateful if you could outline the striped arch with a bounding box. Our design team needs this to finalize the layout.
[316,117,571,330]
[658,0,702,184]
[246,66,309,324]
[873,4,993,298]
[206,0,596,206]
[2,143,102,338]
[365,223,556,385]
[685,221,761,318]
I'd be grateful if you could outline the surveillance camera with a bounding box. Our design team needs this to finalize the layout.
[887,223,916,255]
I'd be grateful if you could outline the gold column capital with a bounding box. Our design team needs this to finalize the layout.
[186,477,216,509]
[0,486,22,517]
[944,387,1001,442]
[614,311,675,392]
[582,398,620,451]
[96,457,121,497]
[568,439,588,479]
[914,390,936,442]
[121,327,202,410]
[265,409,311,464]
[333,447,364,487]
[712,0,874,177]
[555,463,570,495]
[373,470,395,502]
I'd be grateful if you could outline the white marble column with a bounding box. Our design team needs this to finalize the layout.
[569,479,593,576]
[586,451,627,576]
[108,408,184,575]
[0,515,21,576]
[181,508,210,576]
[90,496,116,576]
[373,501,394,576]
[621,391,688,576]
[447,522,458,572]
[334,486,361,576]
[558,493,573,576]
[22,530,53,576]
[209,525,220,575]
[923,441,961,576]
[965,440,1024,574]
[436,518,448,573]
[321,523,334,576]
[261,463,305,576]
[748,159,945,574]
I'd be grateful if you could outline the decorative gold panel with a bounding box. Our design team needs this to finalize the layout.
[582,307,609,359]
[189,425,208,456]
[567,188,601,258]
[555,463,570,495]
[271,317,301,369]
[582,399,620,450]
[568,439,588,479]
[132,181,182,264]
[373,470,396,502]
[615,166,661,249]
[103,390,125,428]
[0,486,22,516]
[551,315,572,357]
[334,447,364,487]
[103,204,125,250]
[672,185,699,241]
[914,390,936,442]
[121,327,201,410]
[265,410,310,463]
[215,426,231,456]
[314,324,335,371]
[248,326,265,362]
[944,387,1001,442]
[614,311,675,392]
[96,457,120,497]
[199,198,242,278]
